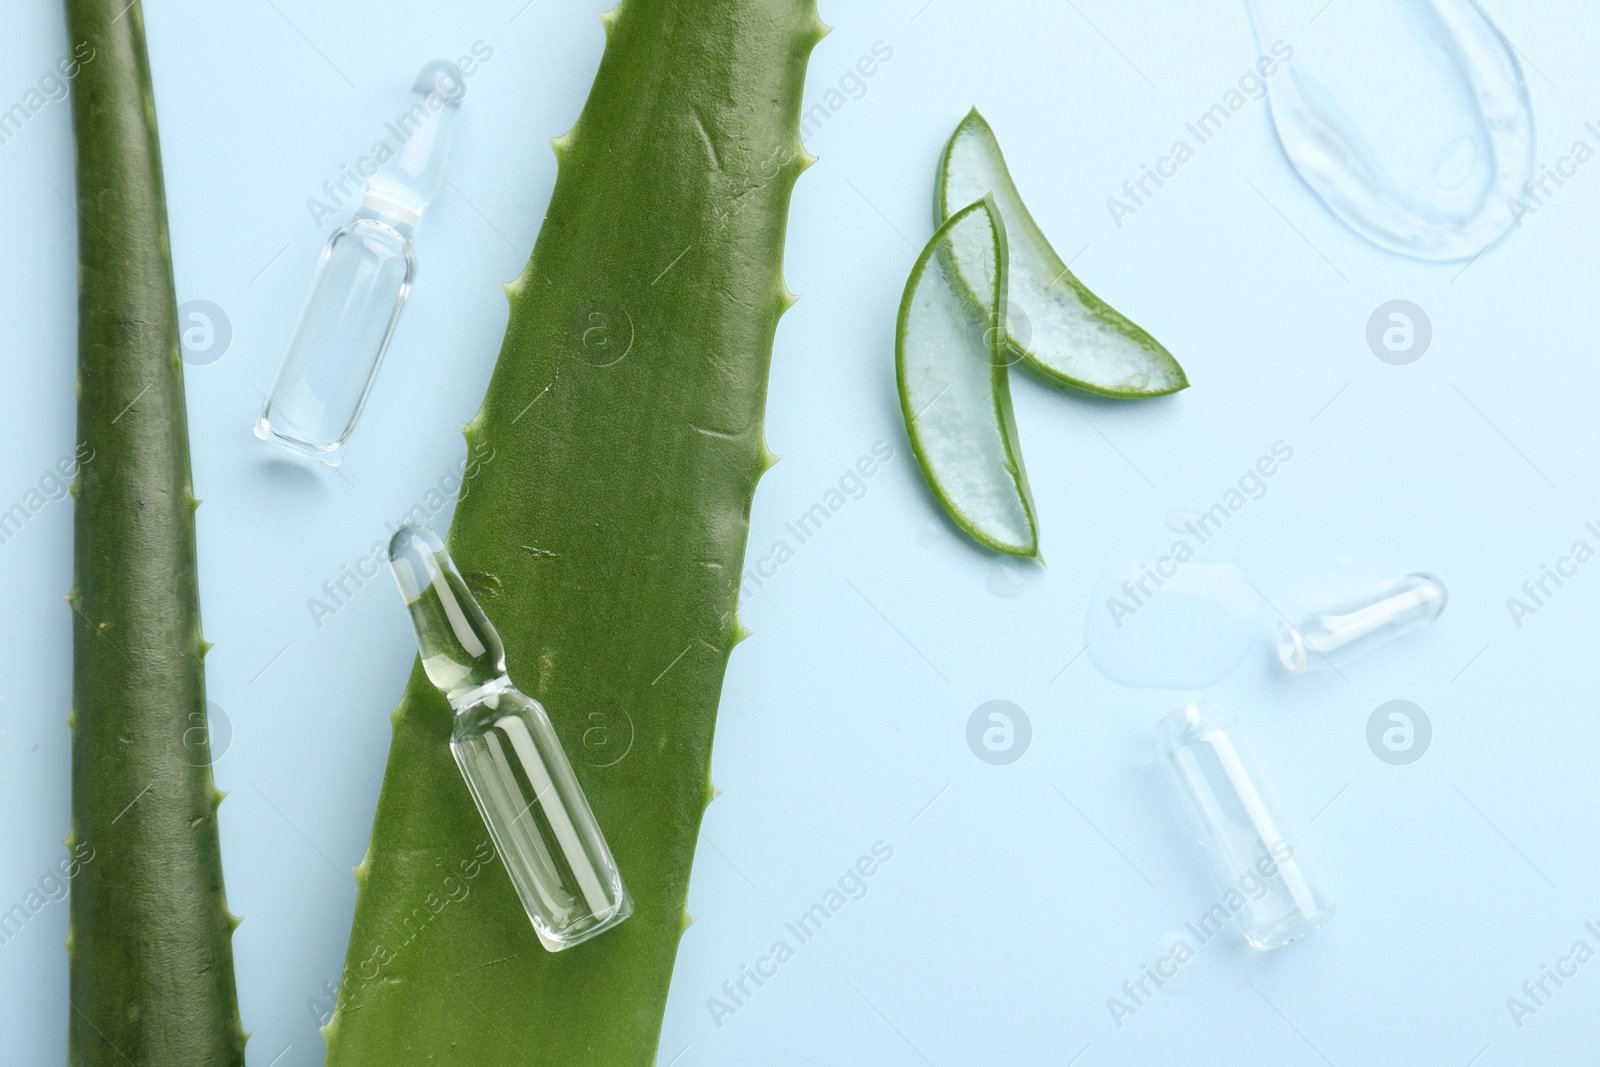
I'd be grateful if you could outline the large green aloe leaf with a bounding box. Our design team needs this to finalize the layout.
[324,2,823,1063]
[66,1,245,1063]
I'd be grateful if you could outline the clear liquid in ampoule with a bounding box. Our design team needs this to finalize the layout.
[387,523,631,950]
[257,61,466,457]
[257,221,414,455]
[451,690,632,948]
[1276,571,1447,674]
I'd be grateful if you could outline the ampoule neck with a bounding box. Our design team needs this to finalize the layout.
[356,193,420,233]
[358,59,464,234]
[447,674,515,713]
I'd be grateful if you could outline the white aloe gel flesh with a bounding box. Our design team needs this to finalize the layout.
[897,196,1038,556]
[938,111,1186,396]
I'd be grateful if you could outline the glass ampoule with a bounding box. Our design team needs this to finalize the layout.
[1276,572,1447,675]
[387,523,631,951]
[257,61,466,457]
[1158,701,1334,950]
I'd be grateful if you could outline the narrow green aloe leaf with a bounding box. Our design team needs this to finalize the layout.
[324,1,822,1063]
[936,108,1189,398]
[897,195,1039,557]
[65,1,246,1063]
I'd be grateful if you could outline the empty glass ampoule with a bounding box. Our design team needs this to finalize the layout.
[1158,701,1334,950]
[256,61,466,457]
[1276,572,1447,675]
[387,523,631,950]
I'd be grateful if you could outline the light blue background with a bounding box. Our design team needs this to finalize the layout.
[3,0,1597,1063]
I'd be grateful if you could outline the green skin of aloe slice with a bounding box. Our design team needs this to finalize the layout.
[936,109,1189,398]
[897,195,1040,558]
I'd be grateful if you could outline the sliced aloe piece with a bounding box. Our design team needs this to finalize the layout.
[898,195,1039,557]
[936,109,1188,398]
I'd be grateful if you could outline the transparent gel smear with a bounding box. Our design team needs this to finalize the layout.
[257,61,465,456]
[1249,0,1534,261]
[387,523,631,950]
[1086,562,1262,689]
[1158,701,1335,950]
[1277,571,1447,674]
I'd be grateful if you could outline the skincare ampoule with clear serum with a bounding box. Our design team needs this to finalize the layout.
[256,61,466,457]
[387,523,632,951]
